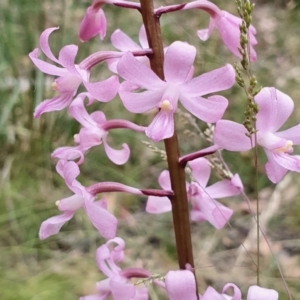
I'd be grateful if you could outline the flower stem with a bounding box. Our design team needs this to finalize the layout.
[139,0,197,292]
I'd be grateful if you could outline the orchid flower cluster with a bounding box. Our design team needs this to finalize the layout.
[29,0,300,299]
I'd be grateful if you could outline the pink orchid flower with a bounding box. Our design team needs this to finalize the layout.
[107,25,150,73]
[39,160,118,240]
[155,0,257,61]
[79,0,141,42]
[52,93,145,165]
[29,27,119,117]
[80,238,149,300]
[165,270,278,300]
[214,87,300,183]
[201,283,278,300]
[146,158,243,229]
[117,41,235,142]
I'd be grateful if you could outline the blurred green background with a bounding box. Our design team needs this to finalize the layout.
[1,0,300,299]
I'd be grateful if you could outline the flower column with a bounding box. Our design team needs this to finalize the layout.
[139,0,197,291]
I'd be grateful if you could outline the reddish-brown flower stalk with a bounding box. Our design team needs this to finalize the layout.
[139,0,198,297]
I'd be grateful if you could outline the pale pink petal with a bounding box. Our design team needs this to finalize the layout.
[79,7,107,41]
[52,146,85,164]
[212,11,257,61]
[201,286,226,300]
[138,25,148,48]
[96,278,112,297]
[206,179,241,199]
[90,111,107,124]
[39,27,61,63]
[29,49,67,76]
[181,64,235,97]
[57,194,84,211]
[247,285,278,300]
[145,110,174,142]
[180,95,228,123]
[255,87,294,133]
[110,276,136,300]
[34,92,73,118]
[257,132,286,151]
[39,211,74,240]
[83,76,119,102]
[231,174,244,191]
[197,17,215,41]
[164,41,196,84]
[165,270,197,300]
[58,45,80,76]
[103,136,130,165]
[276,123,300,144]
[111,29,141,51]
[61,161,85,195]
[54,74,81,93]
[158,170,172,190]
[117,52,164,90]
[68,94,97,127]
[222,283,242,300]
[119,86,164,113]
[265,150,288,184]
[191,194,232,229]
[272,152,300,172]
[146,196,171,214]
[188,158,211,187]
[214,120,253,151]
[84,199,117,239]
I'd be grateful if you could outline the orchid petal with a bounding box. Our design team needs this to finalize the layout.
[110,276,136,300]
[158,170,172,190]
[214,120,253,151]
[83,76,119,102]
[39,27,61,63]
[164,41,196,84]
[34,92,73,118]
[222,283,242,300]
[103,136,130,165]
[57,194,84,211]
[272,152,300,172]
[69,95,97,128]
[146,196,171,214]
[265,150,289,183]
[188,158,211,188]
[39,211,74,240]
[276,123,300,144]
[79,7,106,42]
[117,52,164,90]
[52,146,85,164]
[247,285,278,300]
[111,29,141,51]
[255,87,294,133]
[61,161,86,195]
[165,270,197,300]
[138,25,148,48]
[191,194,232,229]
[206,179,241,199]
[201,286,227,300]
[180,95,228,123]
[197,17,215,41]
[84,199,117,239]
[181,64,235,97]
[145,109,174,142]
[119,84,164,113]
[58,45,80,77]
[29,49,67,76]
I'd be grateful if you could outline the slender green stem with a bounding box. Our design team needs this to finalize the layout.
[139,0,197,295]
